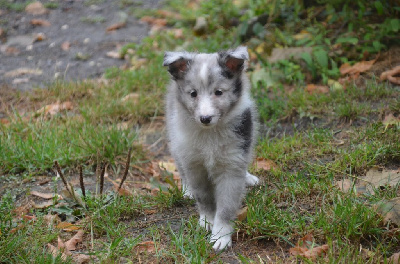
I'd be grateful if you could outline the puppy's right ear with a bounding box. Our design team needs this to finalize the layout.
[163,52,192,80]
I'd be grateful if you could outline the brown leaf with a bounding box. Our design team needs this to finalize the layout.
[289,233,328,260]
[358,168,400,195]
[56,222,81,232]
[25,2,48,15]
[31,190,59,199]
[44,214,61,227]
[33,200,54,209]
[302,245,329,260]
[389,252,400,264]
[339,58,377,76]
[48,243,69,260]
[374,197,400,226]
[135,241,156,254]
[144,209,157,215]
[61,41,70,51]
[380,65,400,85]
[383,113,400,130]
[255,158,278,171]
[121,93,139,104]
[73,254,90,264]
[140,16,167,27]
[30,19,51,27]
[35,101,73,116]
[156,10,182,20]
[237,207,247,222]
[335,179,353,193]
[65,230,84,251]
[106,51,122,59]
[305,84,329,94]
[4,68,43,78]
[106,22,126,32]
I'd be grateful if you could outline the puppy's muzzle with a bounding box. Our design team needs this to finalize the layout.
[200,115,213,125]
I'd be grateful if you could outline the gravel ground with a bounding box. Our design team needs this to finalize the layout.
[0,0,162,91]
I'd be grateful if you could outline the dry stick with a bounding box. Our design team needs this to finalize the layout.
[99,163,105,195]
[118,147,132,191]
[54,161,73,197]
[79,165,86,198]
[55,161,86,208]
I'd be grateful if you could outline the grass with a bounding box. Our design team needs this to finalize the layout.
[1,0,400,262]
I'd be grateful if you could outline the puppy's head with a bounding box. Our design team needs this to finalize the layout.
[164,47,249,127]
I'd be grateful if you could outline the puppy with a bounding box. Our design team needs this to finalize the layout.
[163,46,259,250]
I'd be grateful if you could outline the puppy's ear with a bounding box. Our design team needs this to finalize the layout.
[163,52,192,80]
[218,46,249,78]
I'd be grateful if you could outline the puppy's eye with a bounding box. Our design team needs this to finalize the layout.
[190,91,197,98]
[215,90,223,96]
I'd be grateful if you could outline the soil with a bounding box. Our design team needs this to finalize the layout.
[0,0,162,91]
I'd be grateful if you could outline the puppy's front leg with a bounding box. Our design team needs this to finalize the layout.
[211,172,246,251]
[186,167,216,231]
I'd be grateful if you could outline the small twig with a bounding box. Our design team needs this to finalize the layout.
[118,147,132,191]
[79,165,86,198]
[100,163,105,195]
[54,161,73,197]
[54,161,86,208]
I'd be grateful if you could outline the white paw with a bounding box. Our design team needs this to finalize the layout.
[199,214,213,231]
[245,172,259,186]
[182,185,194,199]
[211,221,233,251]
[212,235,232,251]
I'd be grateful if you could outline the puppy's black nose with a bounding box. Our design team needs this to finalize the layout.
[200,116,212,124]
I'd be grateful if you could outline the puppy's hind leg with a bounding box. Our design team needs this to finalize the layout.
[245,171,259,186]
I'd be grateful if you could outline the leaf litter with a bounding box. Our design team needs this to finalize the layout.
[289,233,329,260]
[336,168,400,226]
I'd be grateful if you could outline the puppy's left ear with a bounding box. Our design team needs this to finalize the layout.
[218,46,249,76]
[163,51,192,80]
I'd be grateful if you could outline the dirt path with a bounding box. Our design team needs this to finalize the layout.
[0,0,161,91]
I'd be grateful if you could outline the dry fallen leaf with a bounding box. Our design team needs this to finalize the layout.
[255,158,278,171]
[35,101,73,116]
[237,206,248,222]
[65,230,84,251]
[374,197,400,226]
[389,252,400,264]
[106,22,126,32]
[140,16,168,27]
[156,10,182,20]
[31,190,60,199]
[33,200,54,209]
[289,233,329,260]
[335,179,353,193]
[4,68,43,78]
[357,168,400,195]
[380,65,400,85]
[135,241,156,254]
[305,84,330,94]
[61,41,70,51]
[30,19,51,27]
[121,93,139,104]
[56,222,81,232]
[48,243,69,261]
[25,2,48,15]
[106,50,122,59]
[339,58,377,78]
[48,231,89,263]
[382,113,400,130]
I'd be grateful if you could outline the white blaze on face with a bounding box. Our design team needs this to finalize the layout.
[199,62,208,86]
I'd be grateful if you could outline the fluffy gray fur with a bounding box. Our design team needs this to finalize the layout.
[163,46,259,251]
